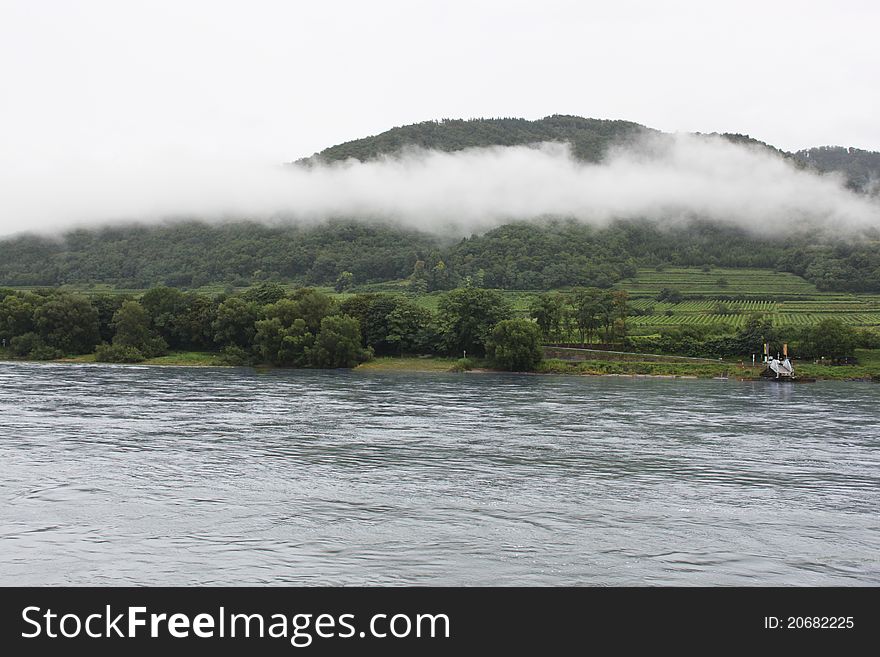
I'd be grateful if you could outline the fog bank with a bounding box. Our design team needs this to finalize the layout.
[1,133,878,237]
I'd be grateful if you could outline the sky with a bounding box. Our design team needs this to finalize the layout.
[0,0,878,235]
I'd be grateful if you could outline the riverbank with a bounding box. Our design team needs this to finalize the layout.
[2,349,879,381]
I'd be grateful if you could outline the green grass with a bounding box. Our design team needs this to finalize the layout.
[537,358,744,378]
[538,357,880,380]
[141,351,226,366]
[354,356,463,372]
[855,348,880,367]
[52,351,225,366]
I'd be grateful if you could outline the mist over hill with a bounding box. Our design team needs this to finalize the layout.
[2,115,879,292]
[303,115,880,192]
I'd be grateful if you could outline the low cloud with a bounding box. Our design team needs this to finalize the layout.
[1,132,878,237]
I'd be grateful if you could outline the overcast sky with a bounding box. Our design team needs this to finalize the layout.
[0,0,877,234]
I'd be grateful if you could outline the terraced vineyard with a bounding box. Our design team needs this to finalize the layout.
[618,268,880,334]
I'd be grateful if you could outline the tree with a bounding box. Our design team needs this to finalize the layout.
[252,297,325,366]
[240,282,288,306]
[175,294,218,349]
[213,297,258,348]
[735,315,778,356]
[90,293,128,343]
[571,287,602,346]
[334,271,354,292]
[0,293,37,341]
[33,294,100,354]
[140,286,188,348]
[656,287,684,304]
[798,319,857,361]
[409,260,428,294]
[386,304,437,354]
[608,290,629,343]
[9,332,61,360]
[110,300,167,358]
[438,288,512,357]
[428,259,454,291]
[254,317,313,366]
[488,319,543,371]
[359,295,399,353]
[529,293,565,342]
[289,288,335,332]
[309,315,368,368]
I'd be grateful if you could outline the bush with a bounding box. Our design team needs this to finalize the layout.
[29,345,64,360]
[857,329,880,349]
[8,332,61,359]
[450,357,474,372]
[656,288,684,304]
[94,343,145,363]
[218,345,252,366]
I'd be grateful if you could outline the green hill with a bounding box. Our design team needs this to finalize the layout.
[299,115,652,163]
[793,146,880,192]
[2,115,879,293]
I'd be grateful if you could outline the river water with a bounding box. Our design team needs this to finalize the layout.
[1,362,878,585]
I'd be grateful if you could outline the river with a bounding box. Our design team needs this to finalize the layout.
[1,362,878,585]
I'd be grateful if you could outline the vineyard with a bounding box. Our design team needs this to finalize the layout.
[615,267,821,298]
[617,268,880,333]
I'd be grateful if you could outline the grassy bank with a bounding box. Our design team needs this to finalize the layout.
[538,358,744,378]
[3,349,879,381]
[9,350,228,367]
[354,356,466,372]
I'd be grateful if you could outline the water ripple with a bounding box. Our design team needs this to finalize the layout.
[0,362,878,585]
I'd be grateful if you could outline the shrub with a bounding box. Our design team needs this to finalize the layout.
[30,346,63,360]
[450,357,474,372]
[94,343,145,363]
[9,332,48,359]
[218,345,252,366]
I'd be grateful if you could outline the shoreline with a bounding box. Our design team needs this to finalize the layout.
[1,352,878,382]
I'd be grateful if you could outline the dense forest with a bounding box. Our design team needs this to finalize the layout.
[2,219,879,293]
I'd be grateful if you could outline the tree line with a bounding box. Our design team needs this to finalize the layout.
[2,284,871,369]
[0,284,543,371]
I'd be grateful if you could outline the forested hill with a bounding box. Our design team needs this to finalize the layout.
[299,115,652,163]
[793,146,880,193]
[2,115,879,293]
[2,219,879,293]
[300,115,880,191]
